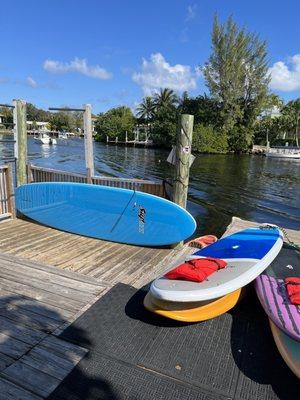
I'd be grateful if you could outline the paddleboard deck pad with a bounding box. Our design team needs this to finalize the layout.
[269,318,300,379]
[150,227,283,301]
[255,246,300,341]
[144,289,244,322]
[16,182,196,246]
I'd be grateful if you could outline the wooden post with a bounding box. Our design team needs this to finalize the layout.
[86,167,92,184]
[83,104,94,178]
[125,131,128,143]
[13,99,27,186]
[173,114,194,209]
[27,163,34,183]
[171,114,194,249]
[5,164,16,218]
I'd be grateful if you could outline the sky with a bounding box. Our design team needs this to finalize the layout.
[0,0,300,114]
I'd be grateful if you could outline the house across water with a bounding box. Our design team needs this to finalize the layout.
[27,120,49,134]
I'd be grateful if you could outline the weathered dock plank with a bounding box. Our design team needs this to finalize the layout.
[0,377,43,400]
[0,218,192,288]
[0,246,106,399]
[1,361,61,397]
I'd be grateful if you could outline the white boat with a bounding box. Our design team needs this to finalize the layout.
[34,133,57,145]
[65,132,75,137]
[58,131,75,139]
[265,146,300,159]
[58,132,68,139]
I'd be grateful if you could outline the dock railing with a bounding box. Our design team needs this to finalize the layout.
[28,164,167,198]
[0,164,15,220]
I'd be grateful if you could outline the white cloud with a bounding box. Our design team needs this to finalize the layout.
[26,76,38,88]
[43,57,112,79]
[185,4,197,22]
[269,54,300,91]
[132,53,199,95]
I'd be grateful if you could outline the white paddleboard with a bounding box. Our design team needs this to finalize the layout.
[150,226,283,302]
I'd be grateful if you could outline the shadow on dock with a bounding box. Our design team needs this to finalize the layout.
[0,293,119,399]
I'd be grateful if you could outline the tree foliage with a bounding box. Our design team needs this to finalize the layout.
[26,103,83,132]
[151,104,177,147]
[27,103,51,122]
[193,124,228,153]
[95,106,135,141]
[180,94,222,127]
[136,97,155,122]
[254,98,300,146]
[281,99,300,145]
[203,15,270,151]
[153,88,178,109]
[0,107,13,126]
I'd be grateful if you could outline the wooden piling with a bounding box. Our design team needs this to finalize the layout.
[83,104,94,178]
[13,99,27,186]
[5,163,15,218]
[172,114,194,210]
[27,163,34,183]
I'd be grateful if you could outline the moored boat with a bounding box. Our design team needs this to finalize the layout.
[265,146,300,159]
[34,133,57,145]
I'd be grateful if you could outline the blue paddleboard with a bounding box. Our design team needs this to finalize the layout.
[16,182,196,246]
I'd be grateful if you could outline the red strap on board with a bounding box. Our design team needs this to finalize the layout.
[165,257,227,283]
[285,277,300,305]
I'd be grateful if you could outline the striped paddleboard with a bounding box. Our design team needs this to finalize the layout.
[255,246,300,341]
[151,227,283,302]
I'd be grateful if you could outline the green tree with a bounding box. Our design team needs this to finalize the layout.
[253,94,283,145]
[281,99,300,146]
[151,105,177,147]
[203,15,270,151]
[180,94,222,127]
[154,88,178,109]
[49,112,71,131]
[0,107,13,125]
[136,96,156,122]
[27,103,51,122]
[193,124,228,153]
[95,106,135,141]
[253,116,282,146]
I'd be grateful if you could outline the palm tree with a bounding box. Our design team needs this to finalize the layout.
[153,88,178,108]
[136,97,156,121]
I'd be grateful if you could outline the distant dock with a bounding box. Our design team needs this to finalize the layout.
[106,135,154,148]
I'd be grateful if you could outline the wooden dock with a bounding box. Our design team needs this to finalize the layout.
[0,218,192,289]
[0,215,298,398]
[0,216,192,398]
[0,251,106,399]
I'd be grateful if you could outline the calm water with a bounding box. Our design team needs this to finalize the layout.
[1,135,299,236]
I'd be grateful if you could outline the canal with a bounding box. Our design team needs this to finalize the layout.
[1,135,299,236]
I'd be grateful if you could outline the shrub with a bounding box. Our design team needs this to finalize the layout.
[192,124,228,153]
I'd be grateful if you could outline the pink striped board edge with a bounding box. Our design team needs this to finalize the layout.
[255,274,300,342]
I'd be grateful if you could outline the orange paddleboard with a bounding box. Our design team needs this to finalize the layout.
[144,288,244,322]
